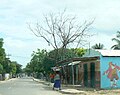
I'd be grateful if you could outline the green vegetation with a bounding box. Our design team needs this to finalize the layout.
[92,43,104,49]
[25,48,86,77]
[0,38,22,79]
[26,11,92,78]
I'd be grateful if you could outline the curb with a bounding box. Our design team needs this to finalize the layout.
[0,78,17,83]
[33,78,86,94]
[60,89,86,94]
[33,78,47,84]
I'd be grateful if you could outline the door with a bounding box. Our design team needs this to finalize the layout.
[84,64,88,87]
[90,63,95,87]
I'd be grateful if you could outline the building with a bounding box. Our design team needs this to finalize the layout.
[58,50,120,89]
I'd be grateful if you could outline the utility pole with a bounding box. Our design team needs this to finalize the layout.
[88,42,91,55]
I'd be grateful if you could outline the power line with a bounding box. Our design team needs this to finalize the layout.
[9,55,30,59]
[6,54,11,58]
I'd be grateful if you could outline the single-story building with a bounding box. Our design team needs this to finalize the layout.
[58,49,120,89]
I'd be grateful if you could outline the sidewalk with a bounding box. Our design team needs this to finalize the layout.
[33,78,86,94]
[0,78,17,84]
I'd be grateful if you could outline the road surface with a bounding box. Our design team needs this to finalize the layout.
[0,77,64,95]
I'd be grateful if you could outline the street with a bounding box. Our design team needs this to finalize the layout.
[0,78,64,95]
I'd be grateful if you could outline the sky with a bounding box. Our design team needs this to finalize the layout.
[0,0,120,68]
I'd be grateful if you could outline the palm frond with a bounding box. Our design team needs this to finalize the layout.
[116,31,120,38]
[111,44,120,50]
[112,38,120,44]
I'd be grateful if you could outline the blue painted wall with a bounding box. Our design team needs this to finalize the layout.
[100,56,120,88]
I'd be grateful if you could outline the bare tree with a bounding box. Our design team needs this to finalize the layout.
[28,11,93,48]
[28,11,94,61]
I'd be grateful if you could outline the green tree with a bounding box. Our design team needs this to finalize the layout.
[0,38,5,74]
[26,48,86,75]
[16,63,22,74]
[31,49,47,72]
[48,48,82,61]
[111,31,120,50]
[43,48,86,73]
[0,38,21,76]
[2,58,11,74]
[0,38,6,63]
[11,61,22,75]
[0,64,3,74]
[9,63,16,75]
[25,63,32,76]
[92,43,104,49]
[43,56,55,74]
[72,48,86,57]
[2,58,17,75]
[25,49,47,76]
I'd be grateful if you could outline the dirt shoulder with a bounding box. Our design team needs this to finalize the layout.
[75,88,120,95]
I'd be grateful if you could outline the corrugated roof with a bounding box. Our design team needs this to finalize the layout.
[83,49,120,57]
[68,61,81,65]
[83,49,101,57]
[97,50,120,56]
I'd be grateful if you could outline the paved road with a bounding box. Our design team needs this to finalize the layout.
[0,78,64,95]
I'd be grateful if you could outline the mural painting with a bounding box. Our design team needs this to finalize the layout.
[103,62,120,88]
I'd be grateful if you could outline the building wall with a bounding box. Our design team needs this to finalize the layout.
[60,59,101,88]
[78,60,100,88]
[100,56,120,89]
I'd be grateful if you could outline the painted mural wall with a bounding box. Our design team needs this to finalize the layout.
[100,56,120,88]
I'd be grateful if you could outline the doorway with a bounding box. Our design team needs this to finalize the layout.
[90,63,95,87]
[84,64,88,87]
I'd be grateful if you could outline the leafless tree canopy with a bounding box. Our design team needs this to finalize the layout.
[28,11,94,49]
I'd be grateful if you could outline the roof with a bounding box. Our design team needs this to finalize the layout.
[57,50,120,65]
[83,49,100,57]
[97,50,120,57]
[83,49,120,57]
[68,61,81,65]
[57,57,99,65]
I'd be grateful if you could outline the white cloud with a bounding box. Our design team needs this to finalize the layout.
[89,33,116,49]
[3,36,53,67]
[1,0,120,67]
[4,37,26,48]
